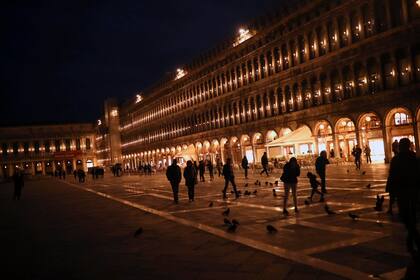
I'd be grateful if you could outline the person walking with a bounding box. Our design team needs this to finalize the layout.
[198,160,206,182]
[281,157,300,215]
[260,152,269,176]
[207,160,214,181]
[306,172,324,202]
[183,160,196,202]
[386,138,420,262]
[364,145,372,164]
[216,157,222,177]
[73,169,77,180]
[241,155,249,179]
[222,158,239,199]
[352,145,362,170]
[166,159,182,204]
[12,170,24,200]
[315,150,330,193]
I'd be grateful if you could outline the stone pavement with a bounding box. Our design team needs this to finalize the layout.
[0,163,415,279]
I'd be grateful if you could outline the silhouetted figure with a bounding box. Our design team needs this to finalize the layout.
[307,172,324,202]
[183,160,196,202]
[207,160,214,181]
[58,169,62,179]
[315,150,329,193]
[216,157,222,177]
[73,170,77,180]
[281,157,300,215]
[391,139,399,156]
[329,148,335,158]
[13,170,24,200]
[77,169,85,183]
[260,152,269,176]
[193,161,198,184]
[198,160,205,182]
[166,159,181,204]
[222,158,239,199]
[62,170,66,180]
[364,146,372,164]
[352,145,362,170]
[241,156,249,179]
[386,138,420,263]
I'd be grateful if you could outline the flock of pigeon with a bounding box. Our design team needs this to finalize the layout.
[134,173,385,237]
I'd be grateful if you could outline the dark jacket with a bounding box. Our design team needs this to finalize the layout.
[166,164,181,184]
[222,163,234,179]
[282,162,300,184]
[315,156,329,174]
[183,165,196,186]
[261,154,269,166]
[241,157,248,169]
[386,151,419,198]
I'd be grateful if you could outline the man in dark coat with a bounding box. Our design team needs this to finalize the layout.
[352,145,362,170]
[260,152,269,176]
[222,158,239,199]
[198,160,205,182]
[241,156,249,179]
[386,138,420,261]
[315,150,329,193]
[183,160,196,202]
[13,170,24,200]
[207,160,214,181]
[166,159,182,204]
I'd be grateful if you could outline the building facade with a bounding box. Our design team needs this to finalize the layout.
[0,124,97,178]
[111,0,420,169]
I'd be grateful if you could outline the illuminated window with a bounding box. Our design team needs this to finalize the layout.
[86,138,91,150]
[394,112,412,125]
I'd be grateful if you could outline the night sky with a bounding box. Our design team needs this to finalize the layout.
[1,0,285,126]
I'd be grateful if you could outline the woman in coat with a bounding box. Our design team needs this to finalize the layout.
[281,157,300,215]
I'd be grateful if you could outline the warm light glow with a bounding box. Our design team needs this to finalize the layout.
[111,109,118,117]
[417,0,420,7]
[175,68,187,80]
[97,119,102,126]
[135,94,143,104]
[366,116,371,122]
[233,28,255,47]
[319,124,325,130]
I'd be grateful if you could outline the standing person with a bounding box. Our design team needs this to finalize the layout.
[352,145,362,170]
[392,139,399,156]
[386,138,420,262]
[364,145,372,164]
[315,150,330,193]
[241,156,249,179]
[166,159,182,204]
[183,160,196,202]
[198,160,205,182]
[62,170,66,180]
[222,158,239,199]
[73,169,77,180]
[281,157,300,215]
[13,170,24,200]
[260,152,269,176]
[207,160,214,181]
[329,149,335,158]
[216,157,222,177]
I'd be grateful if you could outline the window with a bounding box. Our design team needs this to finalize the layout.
[34,141,40,154]
[65,139,71,151]
[55,140,61,152]
[76,139,81,150]
[23,142,29,154]
[394,112,412,125]
[44,142,50,153]
[1,143,7,156]
[86,138,91,150]
[13,143,18,155]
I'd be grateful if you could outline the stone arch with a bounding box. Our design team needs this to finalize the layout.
[384,107,415,157]
[334,117,357,160]
[357,112,385,162]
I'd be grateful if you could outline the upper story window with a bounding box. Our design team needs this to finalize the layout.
[394,112,412,125]
[1,143,7,156]
[86,138,91,150]
[76,139,81,150]
[65,139,71,151]
[55,140,61,152]
[34,141,40,153]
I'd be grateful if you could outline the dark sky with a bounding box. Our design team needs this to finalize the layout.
[0,0,284,126]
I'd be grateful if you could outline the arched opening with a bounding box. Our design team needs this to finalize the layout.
[358,113,385,162]
[229,137,241,165]
[266,130,280,159]
[315,120,334,156]
[385,107,415,155]
[202,140,211,161]
[335,118,357,161]
[240,134,253,163]
[210,139,220,164]
[220,138,229,164]
[195,142,203,160]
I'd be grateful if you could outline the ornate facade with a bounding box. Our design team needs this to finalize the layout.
[114,0,420,169]
[0,124,97,177]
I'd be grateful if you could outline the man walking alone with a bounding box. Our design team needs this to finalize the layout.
[166,159,182,204]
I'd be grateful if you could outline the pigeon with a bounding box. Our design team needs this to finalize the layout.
[223,218,232,225]
[232,219,240,225]
[266,225,278,233]
[366,183,371,189]
[208,201,213,207]
[374,195,384,211]
[348,213,359,221]
[324,204,336,215]
[230,190,235,194]
[244,183,248,187]
[265,181,269,186]
[346,169,349,173]
[222,208,230,216]
[244,190,251,196]
[272,189,277,197]
[252,190,258,195]
[254,180,259,185]
[269,182,273,186]
[362,171,366,175]
[274,180,278,185]
[134,227,143,237]
[227,223,237,232]
[304,199,310,206]
[237,190,242,195]
[258,182,262,186]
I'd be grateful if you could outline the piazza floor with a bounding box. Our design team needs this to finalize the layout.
[1,163,417,279]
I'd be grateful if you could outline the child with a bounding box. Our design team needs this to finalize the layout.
[307,172,324,202]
